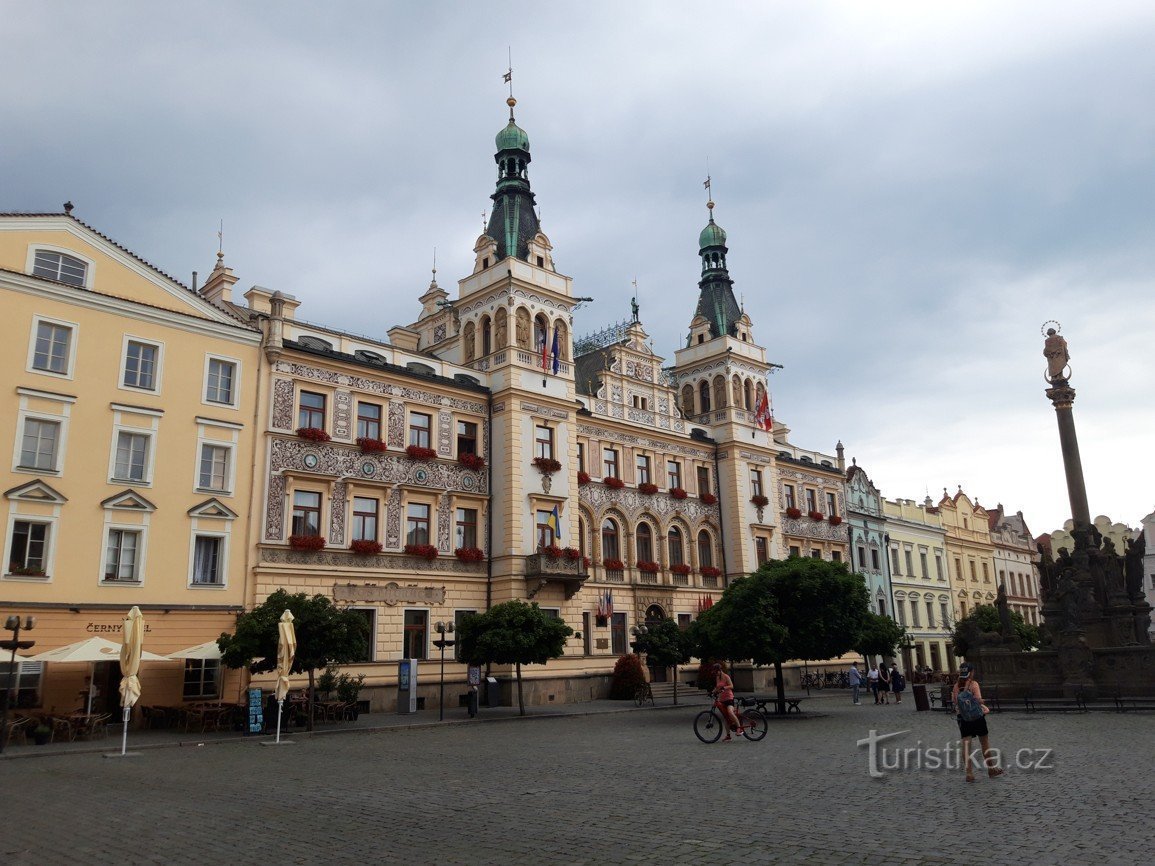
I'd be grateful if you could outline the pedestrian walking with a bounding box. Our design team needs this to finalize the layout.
[890,663,906,704]
[867,663,880,703]
[878,663,891,704]
[849,661,863,705]
[952,662,1004,783]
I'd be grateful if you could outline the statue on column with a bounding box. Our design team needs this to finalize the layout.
[1043,327,1070,382]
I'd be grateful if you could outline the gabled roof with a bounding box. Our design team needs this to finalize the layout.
[4,479,67,503]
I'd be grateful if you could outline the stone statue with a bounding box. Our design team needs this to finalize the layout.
[631,296,639,323]
[1037,543,1058,601]
[494,308,508,348]
[997,583,1014,637]
[1125,535,1146,602]
[515,308,531,349]
[1043,327,1069,382]
[462,322,475,362]
[1054,571,1082,633]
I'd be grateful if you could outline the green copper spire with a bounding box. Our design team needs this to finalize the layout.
[484,95,540,261]
[693,198,742,340]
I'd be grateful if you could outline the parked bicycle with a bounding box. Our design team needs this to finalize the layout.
[694,695,767,743]
[634,682,654,707]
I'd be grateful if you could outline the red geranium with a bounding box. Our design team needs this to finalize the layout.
[828,515,843,526]
[670,487,688,500]
[406,445,437,461]
[809,510,825,521]
[356,437,386,453]
[671,563,692,575]
[750,495,770,508]
[289,535,326,551]
[350,539,382,555]
[701,565,722,578]
[636,560,660,573]
[577,470,591,486]
[458,452,486,471]
[540,544,564,559]
[605,476,625,490]
[404,543,439,560]
[700,492,718,505]
[785,506,802,519]
[563,547,582,560]
[532,456,562,474]
[603,558,625,571]
[455,546,485,562]
[638,482,659,495]
[296,427,331,443]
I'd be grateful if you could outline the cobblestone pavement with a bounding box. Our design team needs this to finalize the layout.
[4,697,1153,865]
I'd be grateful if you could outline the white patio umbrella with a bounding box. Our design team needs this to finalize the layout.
[166,640,223,660]
[272,610,296,745]
[117,606,145,756]
[21,636,169,714]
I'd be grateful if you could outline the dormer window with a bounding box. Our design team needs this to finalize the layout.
[33,250,87,287]
[536,255,544,267]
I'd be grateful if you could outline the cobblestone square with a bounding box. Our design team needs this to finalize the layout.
[4,697,1153,865]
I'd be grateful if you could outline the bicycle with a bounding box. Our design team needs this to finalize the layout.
[694,695,767,743]
[634,682,654,707]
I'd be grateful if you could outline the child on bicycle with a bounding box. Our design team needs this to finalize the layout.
[710,663,741,740]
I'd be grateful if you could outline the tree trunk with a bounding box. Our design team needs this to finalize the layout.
[516,662,525,716]
[774,661,786,716]
[672,665,678,705]
[307,667,315,732]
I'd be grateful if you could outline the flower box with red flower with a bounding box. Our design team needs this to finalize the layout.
[8,565,47,577]
[700,565,722,578]
[671,563,692,575]
[455,546,485,562]
[458,452,486,471]
[603,558,625,571]
[700,492,718,505]
[349,539,382,556]
[356,437,386,453]
[540,544,564,559]
[637,482,658,495]
[750,494,769,508]
[785,506,802,519]
[577,470,591,486]
[670,487,688,500]
[532,456,562,474]
[404,543,439,560]
[296,427,331,443]
[583,556,591,569]
[808,510,825,521]
[289,534,326,551]
[636,560,660,573]
[406,445,437,462]
[604,476,625,490]
[828,515,843,526]
[563,547,582,560]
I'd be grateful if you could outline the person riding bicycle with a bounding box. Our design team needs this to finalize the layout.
[710,663,741,740]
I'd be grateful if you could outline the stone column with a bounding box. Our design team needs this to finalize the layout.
[1043,328,1091,532]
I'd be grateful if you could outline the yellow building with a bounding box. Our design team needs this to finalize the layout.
[937,487,998,622]
[0,211,261,714]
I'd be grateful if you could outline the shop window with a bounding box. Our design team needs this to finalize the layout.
[403,609,428,660]
[183,659,220,699]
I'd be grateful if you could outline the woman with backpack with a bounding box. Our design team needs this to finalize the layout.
[952,662,1004,783]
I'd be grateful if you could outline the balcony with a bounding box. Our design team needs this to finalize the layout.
[524,552,588,599]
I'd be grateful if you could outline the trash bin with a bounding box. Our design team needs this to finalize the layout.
[912,683,930,712]
[485,676,500,707]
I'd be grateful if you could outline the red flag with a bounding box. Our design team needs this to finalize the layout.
[754,389,773,432]
[541,329,550,372]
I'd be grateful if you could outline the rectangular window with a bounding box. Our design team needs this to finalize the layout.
[20,418,59,470]
[969,561,977,582]
[403,609,428,660]
[784,484,795,509]
[831,550,842,562]
[9,521,49,575]
[910,602,921,627]
[104,529,141,581]
[896,601,907,626]
[357,402,383,441]
[198,444,230,491]
[406,502,430,546]
[123,340,158,390]
[535,425,554,460]
[291,491,322,537]
[941,603,950,627]
[610,612,627,655]
[904,549,914,576]
[409,412,431,448]
[891,548,901,576]
[455,609,478,661]
[697,466,711,495]
[982,562,990,583]
[114,432,150,482]
[925,601,935,628]
[871,549,880,571]
[582,612,593,655]
[299,391,326,430]
[349,609,376,662]
[205,358,236,405]
[456,420,478,456]
[955,557,963,580]
[666,460,681,489]
[636,455,651,485]
[33,321,72,374]
[0,660,43,707]
[810,548,821,559]
[603,448,619,479]
[183,659,220,699]
[191,535,222,585]
[456,507,478,549]
[920,551,929,578]
[352,497,379,542]
[825,492,837,517]
[788,545,800,558]
[755,538,769,564]
[677,613,692,630]
[751,469,763,499]
[577,443,585,474]
[857,546,867,568]
[33,250,87,286]
[935,554,944,580]
[536,510,555,549]
[805,489,817,512]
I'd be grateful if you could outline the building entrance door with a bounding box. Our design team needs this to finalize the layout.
[644,604,667,683]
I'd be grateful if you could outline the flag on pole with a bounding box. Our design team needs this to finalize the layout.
[550,327,560,375]
[546,505,561,543]
[754,387,773,432]
[540,329,550,372]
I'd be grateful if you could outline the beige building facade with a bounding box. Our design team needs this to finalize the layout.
[938,487,998,622]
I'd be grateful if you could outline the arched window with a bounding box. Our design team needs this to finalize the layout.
[755,381,766,410]
[697,530,713,568]
[681,385,694,416]
[698,381,711,413]
[636,523,654,563]
[712,375,726,409]
[668,526,684,567]
[480,315,492,356]
[744,379,754,411]
[533,314,549,353]
[578,517,587,556]
[601,518,620,562]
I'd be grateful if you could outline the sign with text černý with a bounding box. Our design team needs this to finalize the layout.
[332,582,446,606]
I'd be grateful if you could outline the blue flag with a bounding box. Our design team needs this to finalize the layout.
[550,327,560,375]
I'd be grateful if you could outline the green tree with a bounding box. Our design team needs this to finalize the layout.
[855,611,908,660]
[952,603,1040,657]
[456,601,572,716]
[218,589,369,731]
[634,618,694,704]
[689,557,871,713]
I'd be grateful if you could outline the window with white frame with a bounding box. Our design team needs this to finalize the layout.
[183,659,220,699]
[32,250,87,286]
[204,357,238,406]
[31,320,74,375]
[113,431,150,482]
[191,535,223,585]
[8,520,50,576]
[122,339,160,391]
[198,444,230,492]
[19,418,60,471]
[0,660,43,707]
[104,529,142,582]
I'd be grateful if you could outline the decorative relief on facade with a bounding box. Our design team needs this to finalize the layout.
[627,408,656,425]
[272,360,485,414]
[577,424,712,460]
[519,401,568,420]
[482,419,489,454]
[459,291,506,316]
[334,391,352,439]
[271,379,295,430]
[330,481,348,546]
[259,548,484,574]
[385,487,402,549]
[437,494,452,552]
[657,397,669,414]
[594,401,607,414]
[610,384,623,403]
[658,415,670,429]
[611,405,624,419]
[578,484,719,526]
[737,450,772,465]
[624,360,655,382]
[492,402,506,414]
[438,411,452,456]
[512,289,570,314]
[433,323,447,343]
[265,474,286,541]
[269,440,487,495]
[387,402,406,448]
[673,420,685,432]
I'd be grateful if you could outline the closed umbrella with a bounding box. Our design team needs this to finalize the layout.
[273,610,296,745]
[117,607,145,756]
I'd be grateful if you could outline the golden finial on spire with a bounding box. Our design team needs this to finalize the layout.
[503,48,516,119]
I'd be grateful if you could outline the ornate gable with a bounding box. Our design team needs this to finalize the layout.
[100,489,157,512]
[4,479,67,504]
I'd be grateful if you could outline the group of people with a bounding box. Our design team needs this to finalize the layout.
[847,661,906,705]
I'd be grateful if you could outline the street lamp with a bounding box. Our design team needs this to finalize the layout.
[0,615,36,754]
[432,621,456,722]
[629,624,648,652]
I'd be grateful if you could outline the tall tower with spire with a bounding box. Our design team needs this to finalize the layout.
[485,96,541,262]
[693,198,743,342]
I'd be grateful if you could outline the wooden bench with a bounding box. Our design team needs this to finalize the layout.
[749,694,808,715]
[1113,695,1155,712]
[1023,690,1087,712]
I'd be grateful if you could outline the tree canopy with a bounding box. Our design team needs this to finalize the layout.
[855,611,908,659]
[633,618,693,669]
[951,603,1041,657]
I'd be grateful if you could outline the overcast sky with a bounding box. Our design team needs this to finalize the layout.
[5,1,1154,535]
